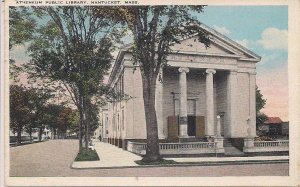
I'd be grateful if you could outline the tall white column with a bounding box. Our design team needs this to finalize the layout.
[156,69,165,139]
[249,72,257,137]
[244,72,256,152]
[178,67,189,137]
[205,69,216,137]
[227,70,237,138]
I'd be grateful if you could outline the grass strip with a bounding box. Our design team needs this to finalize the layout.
[135,159,177,165]
[75,149,100,161]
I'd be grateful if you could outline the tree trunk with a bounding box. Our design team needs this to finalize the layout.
[78,96,84,150]
[83,97,90,151]
[38,127,44,141]
[79,118,83,150]
[17,126,22,145]
[141,76,161,161]
[29,127,32,142]
[53,128,57,139]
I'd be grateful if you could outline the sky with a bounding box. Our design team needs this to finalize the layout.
[10,5,289,121]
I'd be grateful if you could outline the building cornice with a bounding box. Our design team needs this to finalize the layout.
[107,23,261,87]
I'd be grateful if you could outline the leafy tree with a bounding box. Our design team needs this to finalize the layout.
[256,86,268,127]
[10,85,51,144]
[10,85,31,145]
[9,7,36,49]
[66,109,80,136]
[9,7,36,80]
[23,6,124,150]
[93,6,210,161]
[25,88,53,141]
[57,107,73,139]
[88,103,100,134]
[25,90,51,141]
[38,104,62,140]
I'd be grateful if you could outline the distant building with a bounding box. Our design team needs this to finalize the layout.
[261,117,288,136]
[281,121,289,136]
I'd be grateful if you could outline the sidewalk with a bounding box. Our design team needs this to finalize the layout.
[71,142,289,169]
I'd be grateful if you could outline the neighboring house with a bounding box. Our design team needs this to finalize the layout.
[261,117,288,136]
[102,24,260,152]
[264,117,283,135]
[281,121,289,136]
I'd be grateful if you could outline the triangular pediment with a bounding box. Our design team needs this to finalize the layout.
[171,36,237,56]
[170,24,261,61]
[119,24,261,62]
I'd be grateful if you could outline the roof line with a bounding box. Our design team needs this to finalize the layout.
[200,23,261,60]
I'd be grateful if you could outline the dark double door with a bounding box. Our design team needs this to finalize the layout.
[167,115,205,139]
[187,116,196,136]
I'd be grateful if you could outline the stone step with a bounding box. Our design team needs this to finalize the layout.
[223,139,233,147]
[224,146,245,156]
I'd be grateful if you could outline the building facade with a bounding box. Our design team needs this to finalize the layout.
[95,105,108,142]
[103,24,261,151]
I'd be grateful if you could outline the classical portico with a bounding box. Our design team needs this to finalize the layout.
[178,67,219,139]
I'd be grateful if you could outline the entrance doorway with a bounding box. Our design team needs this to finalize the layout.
[187,99,196,136]
[187,116,196,136]
[219,113,225,136]
[174,99,197,137]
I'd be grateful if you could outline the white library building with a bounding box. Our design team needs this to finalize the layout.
[99,24,288,156]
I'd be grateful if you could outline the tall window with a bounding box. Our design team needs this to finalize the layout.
[174,99,180,116]
[121,75,124,95]
[106,117,108,134]
[122,110,124,130]
[117,114,120,131]
[113,115,115,131]
[187,100,196,116]
[174,99,196,116]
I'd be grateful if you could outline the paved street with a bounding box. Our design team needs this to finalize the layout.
[10,140,288,177]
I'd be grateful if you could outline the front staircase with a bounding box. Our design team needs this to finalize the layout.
[223,139,245,157]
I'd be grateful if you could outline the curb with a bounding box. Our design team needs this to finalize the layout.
[71,159,289,170]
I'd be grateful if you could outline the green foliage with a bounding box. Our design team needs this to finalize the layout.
[256,86,267,112]
[10,85,53,143]
[256,86,268,125]
[9,7,37,81]
[10,85,32,133]
[256,112,268,126]
[93,6,210,78]
[75,149,100,161]
[22,6,124,107]
[135,159,177,165]
[18,6,125,149]
[66,109,80,134]
[9,7,36,49]
[89,104,100,133]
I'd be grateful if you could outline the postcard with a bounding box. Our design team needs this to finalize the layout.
[1,0,300,186]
